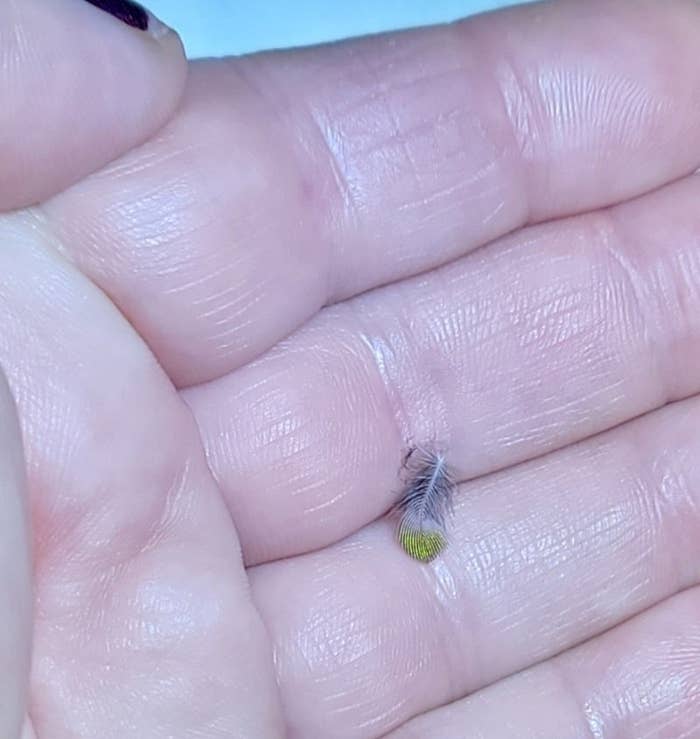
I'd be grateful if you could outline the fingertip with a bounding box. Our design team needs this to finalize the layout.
[83,0,182,45]
[0,0,188,211]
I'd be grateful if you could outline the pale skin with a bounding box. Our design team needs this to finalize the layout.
[3,0,700,736]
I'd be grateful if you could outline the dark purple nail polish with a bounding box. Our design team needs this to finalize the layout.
[84,0,149,31]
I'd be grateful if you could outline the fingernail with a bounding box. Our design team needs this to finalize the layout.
[83,0,150,31]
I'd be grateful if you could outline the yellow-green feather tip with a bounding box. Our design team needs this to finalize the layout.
[398,527,446,562]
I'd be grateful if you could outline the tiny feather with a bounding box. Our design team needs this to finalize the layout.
[394,448,455,562]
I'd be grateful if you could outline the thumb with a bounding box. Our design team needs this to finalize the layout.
[1,0,187,211]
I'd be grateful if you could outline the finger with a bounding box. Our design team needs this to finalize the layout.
[187,171,700,564]
[45,0,700,385]
[0,372,32,739]
[1,0,186,211]
[387,587,700,739]
[0,213,283,736]
[250,395,700,738]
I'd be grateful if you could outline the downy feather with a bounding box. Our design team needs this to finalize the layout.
[394,448,455,562]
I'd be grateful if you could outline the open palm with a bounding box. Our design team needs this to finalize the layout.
[3,1,700,737]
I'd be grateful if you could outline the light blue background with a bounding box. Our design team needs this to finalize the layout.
[146,0,521,58]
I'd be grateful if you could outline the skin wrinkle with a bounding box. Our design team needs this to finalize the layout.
[302,105,360,283]
[204,326,389,555]
[232,54,339,305]
[481,6,677,221]
[486,52,540,214]
[351,41,435,201]
[645,446,699,587]
[249,52,350,202]
[272,337,378,515]
[455,492,636,644]
[169,261,247,304]
[452,19,534,227]
[309,24,515,294]
[1,8,32,81]
[258,542,444,734]
[356,330,416,452]
[390,590,700,739]
[91,133,195,182]
[598,211,656,355]
[671,249,700,334]
[582,638,700,738]
[352,282,460,453]
[420,564,474,705]
[493,50,543,161]
[538,67,658,155]
[394,152,499,219]
[78,178,199,281]
[547,661,603,739]
[286,583,392,729]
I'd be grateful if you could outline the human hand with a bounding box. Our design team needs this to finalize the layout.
[4,1,700,737]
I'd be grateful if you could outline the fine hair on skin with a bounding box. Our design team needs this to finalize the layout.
[394,447,455,562]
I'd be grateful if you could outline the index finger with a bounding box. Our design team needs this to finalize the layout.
[47,0,700,385]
